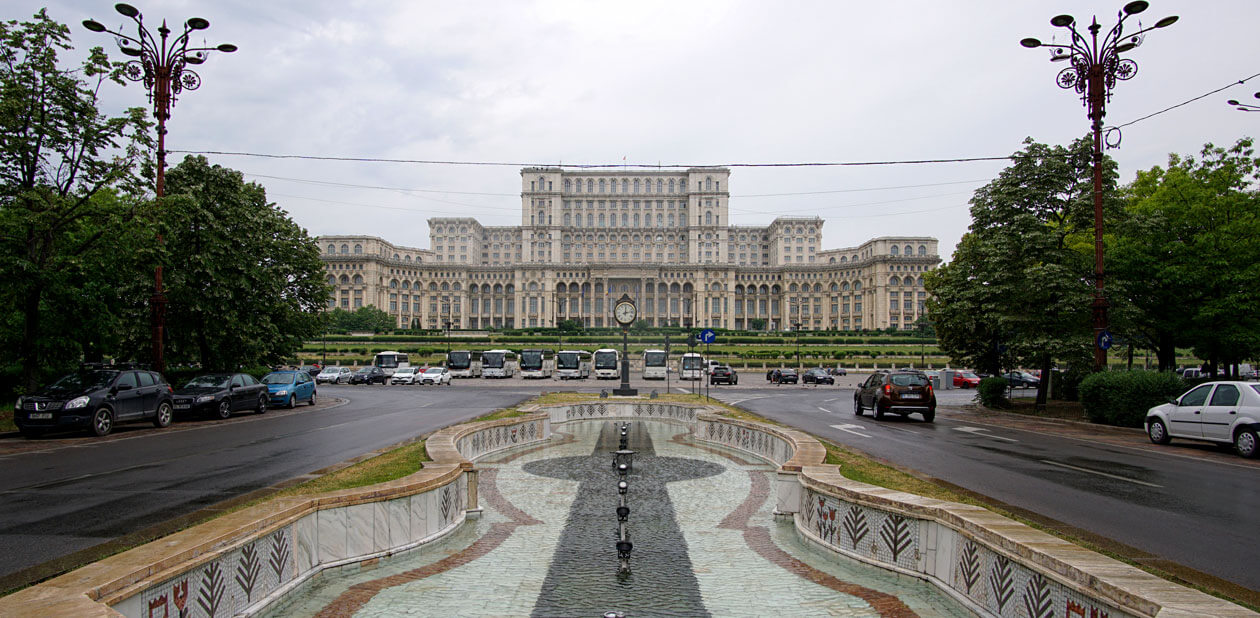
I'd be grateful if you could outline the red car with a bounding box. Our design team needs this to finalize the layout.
[953,371,981,388]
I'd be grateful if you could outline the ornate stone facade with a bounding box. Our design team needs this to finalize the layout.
[319,167,939,330]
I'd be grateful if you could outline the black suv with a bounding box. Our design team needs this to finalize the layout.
[349,366,387,384]
[854,370,935,422]
[15,367,175,437]
[710,365,738,385]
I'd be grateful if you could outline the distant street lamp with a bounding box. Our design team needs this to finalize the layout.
[1227,92,1260,112]
[1021,1,1176,371]
[793,321,802,375]
[444,320,452,356]
[83,4,236,374]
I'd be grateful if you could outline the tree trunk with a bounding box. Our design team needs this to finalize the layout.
[1036,355,1051,406]
[1156,333,1177,372]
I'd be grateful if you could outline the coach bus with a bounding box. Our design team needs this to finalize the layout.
[680,352,706,381]
[481,349,517,378]
[643,349,668,380]
[593,348,620,379]
[520,349,553,379]
[556,350,591,380]
[446,350,481,378]
[373,351,411,381]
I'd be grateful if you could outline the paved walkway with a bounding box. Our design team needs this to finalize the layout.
[278,421,970,617]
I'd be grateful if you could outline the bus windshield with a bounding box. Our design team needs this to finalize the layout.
[682,356,703,370]
[521,350,543,370]
[557,352,580,369]
[448,351,471,369]
[482,352,506,369]
[644,351,667,366]
[375,354,398,368]
[594,351,618,369]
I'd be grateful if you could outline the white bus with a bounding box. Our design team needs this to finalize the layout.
[520,349,553,379]
[447,350,481,378]
[643,349,668,380]
[680,352,706,381]
[593,348,620,379]
[556,350,591,380]
[481,349,517,378]
[373,351,410,382]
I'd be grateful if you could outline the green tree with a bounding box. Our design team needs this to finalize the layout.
[927,137,1113,402]
[146,156,329,370]
[1110,139,1260,374]
[0,11,152,392]
[748,318,767,331]
[328,305,394,333]
[556,319,583,333]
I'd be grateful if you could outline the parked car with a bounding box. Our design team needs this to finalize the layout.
[316,366,352,384]
[1002,371,1039,388]
[953,371,981,388]
[830,367,848,376]
[1145,381,1260,458]
[14,367,174,437]
[710,365,738,385]
[349,366,387,385]
[173,373,269,419]
[854,370,935,422]
[262,370,317,408]
[299,365,322,377]
[391,366,421,385]
[803,369,834,385]
[778,369,799,384]
[419,366,451,385]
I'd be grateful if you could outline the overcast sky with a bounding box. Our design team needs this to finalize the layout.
[32,1,1260,259]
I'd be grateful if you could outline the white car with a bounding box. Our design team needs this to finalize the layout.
[316,367,352,384]
[420,366,451,385]
[390,367,421,385]
[1145,381,1260,458]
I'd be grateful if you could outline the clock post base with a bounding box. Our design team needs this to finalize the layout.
[613,387,638,396]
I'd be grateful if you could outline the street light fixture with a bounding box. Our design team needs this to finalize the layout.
[83,4,236,374]
[1227,92,1260,112]
[1021,1,1176,371]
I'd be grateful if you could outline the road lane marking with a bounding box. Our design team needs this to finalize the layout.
[817,406,833,414]
[829,424,872,438]
[1039,459,1163,488]
[953,426,1018,442]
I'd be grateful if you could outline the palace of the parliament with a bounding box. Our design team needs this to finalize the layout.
[319,167,939,331]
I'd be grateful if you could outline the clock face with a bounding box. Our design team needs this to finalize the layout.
[614,301,636,325]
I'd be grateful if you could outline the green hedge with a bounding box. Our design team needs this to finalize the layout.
[1078,370,1186,427]
[977,377,1010,408]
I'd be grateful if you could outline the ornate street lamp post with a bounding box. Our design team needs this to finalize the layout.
[1021,1,1175,371]
[83,4,236,374]
[1227,92,1260,112]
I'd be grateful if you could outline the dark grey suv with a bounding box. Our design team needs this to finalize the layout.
[14,368,175,437]
[854,370,936,422]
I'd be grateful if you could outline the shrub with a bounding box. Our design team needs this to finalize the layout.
[977,377,1010,408]
[1078,370,1186,427]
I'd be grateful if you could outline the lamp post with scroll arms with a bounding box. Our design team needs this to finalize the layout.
[1227,92,1260,112]
[82,4,237,373]
[1020,1,1176,371]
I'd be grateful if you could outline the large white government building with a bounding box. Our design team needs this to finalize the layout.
[319,167,940,331]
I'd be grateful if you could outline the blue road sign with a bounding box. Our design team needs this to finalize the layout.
[1097,330,1114,351]
[698,328,717,344]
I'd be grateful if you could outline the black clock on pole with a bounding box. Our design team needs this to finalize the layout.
[613,294,638,396]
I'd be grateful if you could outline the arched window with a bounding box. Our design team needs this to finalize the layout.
[339,275,349,284]
[668,179,675,193]
[340,244,349,254]
[657,179,663,193]
[633,179,640,194]
[563,213,571,226]
[353,274,363,285]
[564,179,571,192]
[890,276,901,286]
[705,177,713,191]
[327,276,336,286]
[890,245,899,256]
[587,179,594,193]
[854,281,862,291]
[919,245,927,256]
[622,179,628,193]
[599,179,606,193]
[326,244,335,253]
[705,211,712,225]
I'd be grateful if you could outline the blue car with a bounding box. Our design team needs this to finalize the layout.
[262,371,317,409]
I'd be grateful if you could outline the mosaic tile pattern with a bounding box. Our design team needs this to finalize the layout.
[456,418,545,460]
[696,418,792,465]
[801,489,921,572]
[948,535,1134,618]
[139,526,296,618]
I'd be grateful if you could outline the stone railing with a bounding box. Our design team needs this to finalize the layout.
[795,466,1254,618]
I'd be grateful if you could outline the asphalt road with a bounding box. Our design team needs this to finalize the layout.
[703,378,1260,593]
[0,383,536,585]
[1,373,1256,597]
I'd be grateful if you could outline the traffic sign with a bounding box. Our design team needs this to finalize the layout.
[1097,330,1113,351]
[698,328,717,344]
